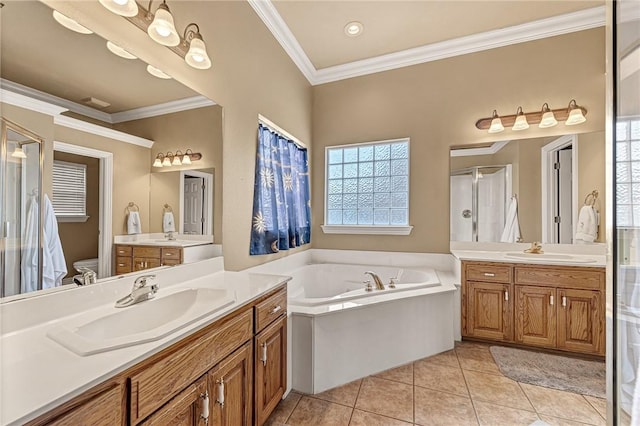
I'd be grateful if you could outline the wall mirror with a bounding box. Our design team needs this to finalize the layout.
[449,131,605,244]
[1,1,223,299]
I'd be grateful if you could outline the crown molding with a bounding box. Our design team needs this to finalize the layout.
[0,88,69,117]
[248,2,605,86]
[54,115,155,148]
[450,141,510,157]
[111,96,216,123]
[1,79,112,122]
[246,0,318,84]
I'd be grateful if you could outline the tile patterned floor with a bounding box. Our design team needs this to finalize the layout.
[265,341,607,426]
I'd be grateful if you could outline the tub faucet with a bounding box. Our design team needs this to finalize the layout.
[115,274,159,308]
[364,271,385,290]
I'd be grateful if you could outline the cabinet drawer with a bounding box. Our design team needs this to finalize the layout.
[132,247,162,259]
[115,257,132,274]
[162,259,181,267]
[514,266,604,290]
[255,288,287,333]
[161,247,182,262]
[465,262,512,283]
[115,245,132,257]
[130,309,253,423]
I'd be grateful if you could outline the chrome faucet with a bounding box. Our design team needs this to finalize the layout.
[364,271,385,290]
[115,274,159,308]
[74,268,97,286]
[525,241,544,254]
[165,232,176,241]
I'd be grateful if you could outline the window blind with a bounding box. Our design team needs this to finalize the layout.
[52,160,86,216]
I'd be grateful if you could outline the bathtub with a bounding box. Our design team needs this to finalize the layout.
[286,260,456,395]
[288,264,440,306]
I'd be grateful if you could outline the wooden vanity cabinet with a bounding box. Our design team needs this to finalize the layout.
[462,261,605,356]
[139,376,208,426]
[209,342,253,426]
[115,244,184,274]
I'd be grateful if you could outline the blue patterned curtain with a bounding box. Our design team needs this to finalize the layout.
[250,124,311,255]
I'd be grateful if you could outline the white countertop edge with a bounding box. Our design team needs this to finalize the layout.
[449,250,606,268]
[1,272,291,426]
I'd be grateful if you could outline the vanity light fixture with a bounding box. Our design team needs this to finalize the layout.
[538,103,558,128]
[147,0,180,46]
[99,0,139,17]
[512,106,529,131]
[488,110,505,134]
[475,100,587,132]
[11,144,27,159]
[146,64,172,79]
[52,11,93,34]
[152,149,202,167]
[183,24,212,70]
[100,0,213,71]
[106,41,138,60]
[565,99,587,125]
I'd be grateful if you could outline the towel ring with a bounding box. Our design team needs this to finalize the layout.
[125,202,140,214]
[584,190,598,207]
[163,204,173,213]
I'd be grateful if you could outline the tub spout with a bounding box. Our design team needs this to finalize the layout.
[364,271,385,290]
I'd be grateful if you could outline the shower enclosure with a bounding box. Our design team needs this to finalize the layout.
[450,164,512,242]
[0,118,44,297]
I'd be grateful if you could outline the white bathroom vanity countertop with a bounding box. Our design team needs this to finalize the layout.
[0,261,290,425]
[450,249,606,268]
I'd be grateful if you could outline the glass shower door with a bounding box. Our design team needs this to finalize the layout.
[0,119,44,297]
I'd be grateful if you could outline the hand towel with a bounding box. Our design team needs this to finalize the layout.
[575,205,597,243]
[163,211,176,233]
[127,211,142,235]
[41,194,67,289]
[500,197,521,243]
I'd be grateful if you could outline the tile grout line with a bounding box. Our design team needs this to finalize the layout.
[457,348,481,425]
[347,379,365,425]
[283,393,304,424]
[516,381,542,421]
[581,393,607,422]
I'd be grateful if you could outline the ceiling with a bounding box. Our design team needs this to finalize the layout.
[272,0,604,70]
[0,1,200,115]
[0,0,612,113]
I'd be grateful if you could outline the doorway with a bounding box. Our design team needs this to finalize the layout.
[541,135,578,244]
[179,170,213,235]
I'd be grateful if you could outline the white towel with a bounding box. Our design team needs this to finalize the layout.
[500,197,521,243]
[163,211,176,233]
[575,205,597,243]
[21,195,40,293]
[41,194,67,289]
[127,211,142,235]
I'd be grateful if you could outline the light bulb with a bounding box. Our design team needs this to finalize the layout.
[11,146,27,159]
[512,107,529,131]
[185,36,212,70]
[147,3,180,47]
[488,110,504,134]
[98,0,138,17]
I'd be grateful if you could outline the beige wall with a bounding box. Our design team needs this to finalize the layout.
[311,29,605,253]
[578,131,606,242]
[48,1,313,271]
[114,106,223,243]
[54,151,99,278]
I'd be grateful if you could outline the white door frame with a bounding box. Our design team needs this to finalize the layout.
[541,134,578,244]
[179,170,213,236]
[54,141,113,278]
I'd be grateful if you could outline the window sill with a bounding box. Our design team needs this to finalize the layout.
[56,215,90,223]
[321,225,413,235]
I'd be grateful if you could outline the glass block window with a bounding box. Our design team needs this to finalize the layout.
[325,139,409,226]
[617,118,640,227]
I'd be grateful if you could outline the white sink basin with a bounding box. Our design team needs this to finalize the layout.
[504,252,597,263]
[47,288,234,356]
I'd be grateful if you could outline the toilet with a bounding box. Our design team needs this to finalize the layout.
[73,258,99,274]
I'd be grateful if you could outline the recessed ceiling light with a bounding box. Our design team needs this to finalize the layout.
[106,41,137,60]
[52,10,93,34]
[344,21,363,37]
[146,64,172,80]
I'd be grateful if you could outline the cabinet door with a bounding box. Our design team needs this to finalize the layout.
[133,258,162,271]
[254,315,287,426]
[209,342,253,426]
[514,286,556,347]
[140,376,208,426]
[466,282,513,341]
[557,288,604,355]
